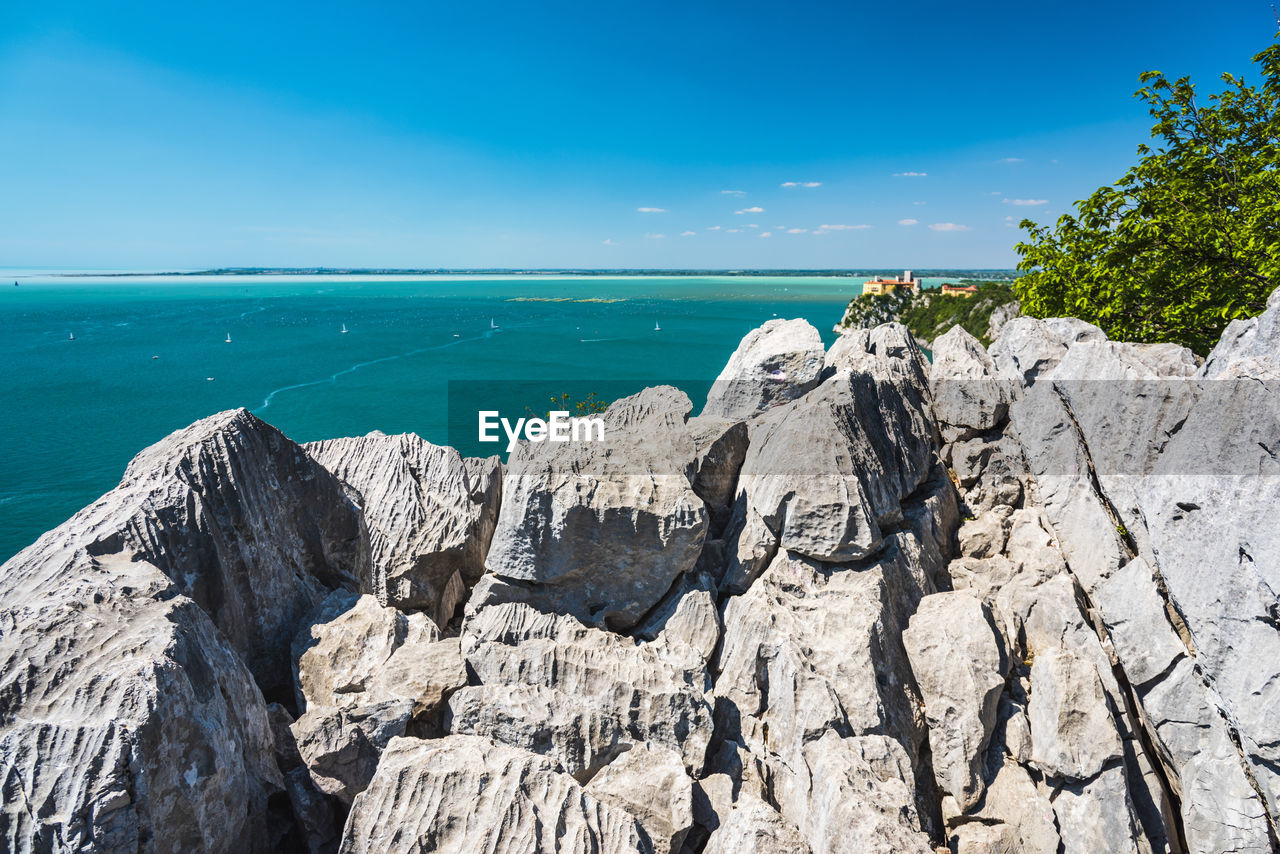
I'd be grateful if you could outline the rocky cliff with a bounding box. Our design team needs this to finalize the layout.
[2,291,1277,853]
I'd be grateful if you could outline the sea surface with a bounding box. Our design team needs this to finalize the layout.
[0,272,960,562]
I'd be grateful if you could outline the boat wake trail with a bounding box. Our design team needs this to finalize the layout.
[253,329,494,414]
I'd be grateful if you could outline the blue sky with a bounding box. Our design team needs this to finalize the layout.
[0,1,1274,269]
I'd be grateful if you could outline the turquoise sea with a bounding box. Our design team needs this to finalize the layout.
[0,272,959,562]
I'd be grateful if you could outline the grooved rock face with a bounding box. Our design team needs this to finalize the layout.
[481,386,707,631]
[0,553,282,854]
[338,735,651,854]
[458,601,713,776]
[701,318,825,420]
[929,325,1012,442]
[10,408,370,699]
[305,432,501,627]
[290,592,467,803]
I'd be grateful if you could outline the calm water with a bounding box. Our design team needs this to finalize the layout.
[0,272,954,562]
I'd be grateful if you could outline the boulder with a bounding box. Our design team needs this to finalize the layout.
[306,431,501,627]
[1,408,370,701]
[1028,645,1122,780]
[986,301,1022,342]
[903,592,1006,811]
[290,593,467,802]
[338,736,649,854]
[701,318,824,420]
[0,553,282,853]
[948,760,1058,853]
[989,316,1105,386]
[585,744,694,854]
[702,795,812,854]
[482,386,707,631]
[723,327,938,592]
[929,325,1013,442]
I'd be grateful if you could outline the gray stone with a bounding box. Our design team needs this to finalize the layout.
[586,744,694,854]
[903,592,1006,810]
[930,325,1013,442]
[986,301,1022,342]
[989,315,1106,386]
[338,735,650,854]
[1028,645,1122,780]
[306,431,501,626]
[482,386,707,631]
[701,318,825,419]
[702,795,811,854]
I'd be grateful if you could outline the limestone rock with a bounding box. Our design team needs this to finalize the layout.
[701,318,825,419]
[586,744,693,854]
[903,592,1006,811]
[723,327,938,591]
[482,386,707,631]
[686,415,749,526]
[930,325,1013,442]
[1052,764,1152,854]
[306,431,501,626]
[1028,645,1122,780]
[446,683,628,781]
[986,301,1022,342]
[0,553,282,854]
[702,795,812,854]
[338,735,649,854]
[989,316,1106,386]
[461,602,713,774]
[949,760,1058,854]
[290,592,467,802]
[2,408,370,700]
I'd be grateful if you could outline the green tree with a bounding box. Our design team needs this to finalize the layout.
[1015,40,1280,354]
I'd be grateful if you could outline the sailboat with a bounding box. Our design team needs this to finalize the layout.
[225,332,232,344]
[654,322,661,332]
[341,323,348,334]
[490,318,499,329]
[68,332,75,341]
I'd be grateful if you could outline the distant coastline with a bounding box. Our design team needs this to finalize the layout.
[47,267,1020,279]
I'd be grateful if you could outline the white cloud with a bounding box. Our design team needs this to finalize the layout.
[707,225,721,231]
[725,228,741,233]
[990,191,1002,195]
[929,222,971,232]
[912,200,926,206]
[893,171,927,177]
[735,206,765,214]
[780,181,822,188]
[644,232,666,239]
[637,207,666,213]
[759,231,772,238]
[998,157,1025,163]
[1003,198,1048,206]
[818,224,872,231]
[602,238,616,245]
[785,228,808,234]
[720,189,746,196]
[898,218,919,226]
[746,223,760,228]
[680,230,696,236]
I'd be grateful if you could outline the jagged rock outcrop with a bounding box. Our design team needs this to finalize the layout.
[0,408,369,852]
[6,292,1280,854]
[480,386,707,631]
[305,432,500,627]
[931,299,1280,854]
[289,592,467,803]
[338,736,651,854]
[701,318,825,419]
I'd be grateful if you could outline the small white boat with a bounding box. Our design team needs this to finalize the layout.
[654,322,661,331]
[490,318,499,329]
[341,323,348,334]
[225,333,232,343]
[68,332,75,341]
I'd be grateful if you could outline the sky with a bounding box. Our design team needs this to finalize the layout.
[0,1,1275,270]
